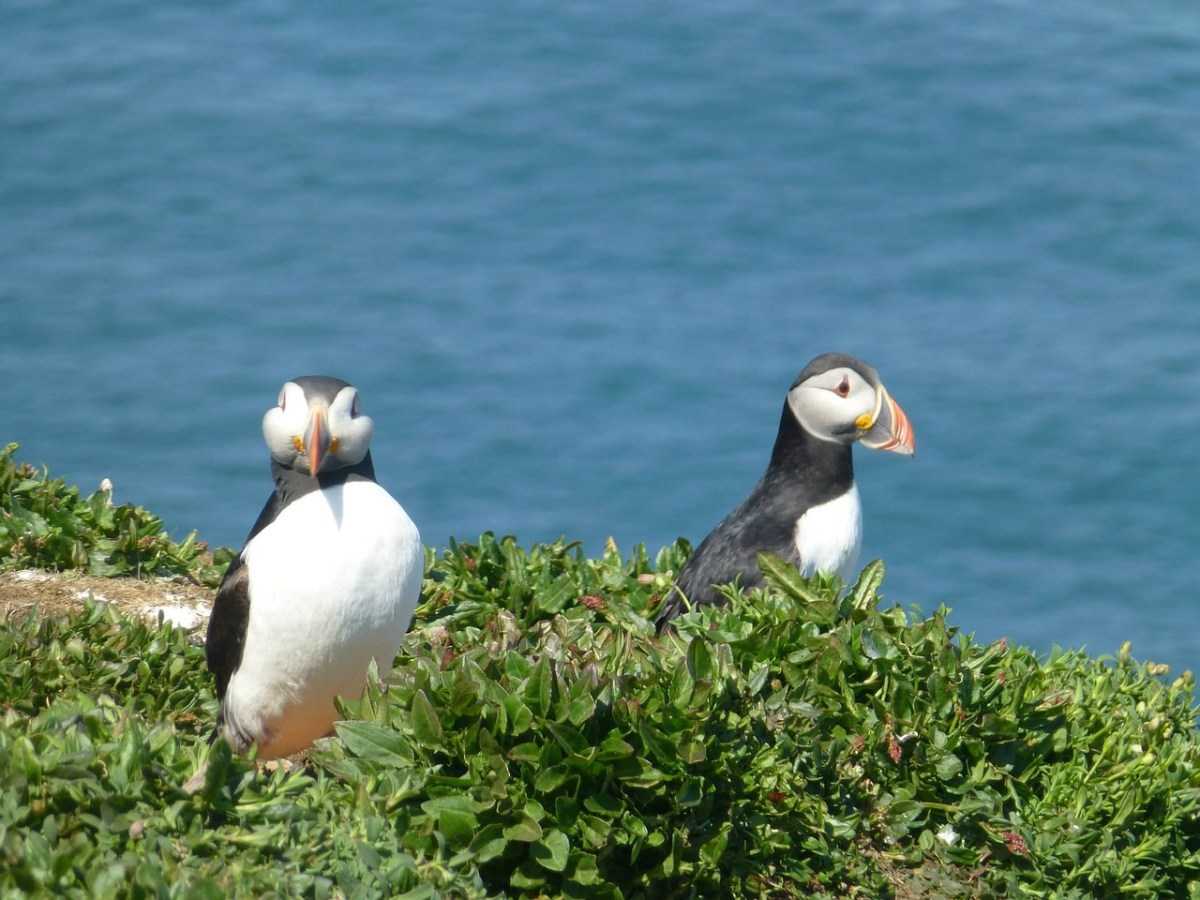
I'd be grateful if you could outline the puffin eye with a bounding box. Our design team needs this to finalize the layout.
[835,376,851,398]
[351,394,360,417]
[278,390,286,411]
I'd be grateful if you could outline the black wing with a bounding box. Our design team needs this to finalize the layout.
[206,553,251,701]
[655,484,798,632]
[205,491,280,701]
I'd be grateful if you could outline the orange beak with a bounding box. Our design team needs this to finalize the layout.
[860,388,916,456]
[307,409,329,476]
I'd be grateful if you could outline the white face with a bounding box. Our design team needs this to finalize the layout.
[786,366,881,445]
[261,381,374,474]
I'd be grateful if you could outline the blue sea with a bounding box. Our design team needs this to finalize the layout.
[3,2,1199,671]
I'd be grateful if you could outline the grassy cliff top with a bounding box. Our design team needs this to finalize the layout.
[2,444,1199,898]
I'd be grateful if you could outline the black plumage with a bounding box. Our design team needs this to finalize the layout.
[206,557,250,705]
[654,397,853,627]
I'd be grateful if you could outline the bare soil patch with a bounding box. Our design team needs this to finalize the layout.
[0,569,213,632]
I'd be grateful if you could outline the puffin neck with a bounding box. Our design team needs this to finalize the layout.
[764,401,854,494]
[270,452,376,508]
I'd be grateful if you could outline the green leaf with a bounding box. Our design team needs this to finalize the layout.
[334,722,414,767]
[509,741,540,764]
[851,559,886,610]
[578,814,611,849]
[510,862,547,888]
[555,796,580,829]
[675,777,703,808]
[469,824,509,863]
[410,690,443,745]
[699,824,730,868]
[438,808,476,846]
[532,829,570,872]
[570,852,601,885]
[670,658,695,708]
[525,657,552,718]
[534,764,569,793]
[567,693,595,726]
[536,575,576,615]
[861,628,896,661]
[504,695,534,736]
[687,637,715,683]
[504,815,543,842]
[618,758,667,789]
[546,722,590,756]
[596,731,635,761]
[747,662,769,695]
[756,551,822,602]
[935,753,963,781]
[583,794,622,818]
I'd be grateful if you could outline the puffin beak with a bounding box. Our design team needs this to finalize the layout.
[859,386,916,456]
[306,408,331,476]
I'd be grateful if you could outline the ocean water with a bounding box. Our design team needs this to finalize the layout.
[3,2,1199,671]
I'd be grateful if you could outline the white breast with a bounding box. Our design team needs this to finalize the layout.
[793,483,863,583]
[226,480,423,758]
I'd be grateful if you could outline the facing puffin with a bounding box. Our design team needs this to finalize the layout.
[205,376,423,758]
[655,353,915,631]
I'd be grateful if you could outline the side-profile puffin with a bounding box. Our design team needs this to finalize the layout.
[205,376,423,758]
[655,353,915,631]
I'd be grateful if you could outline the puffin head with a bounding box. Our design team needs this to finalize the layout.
[262,376,374,476]
[785,353,915,455]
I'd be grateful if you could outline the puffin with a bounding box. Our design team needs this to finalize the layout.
[205,376,423,758]
[655,353,915,630]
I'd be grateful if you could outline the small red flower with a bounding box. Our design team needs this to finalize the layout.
[849,735,866,755]
[888,735,902,764]
[440,646,456,669]
[580,595,605,611]
[1003,831,1028,856]
[767,790,787,805]
[996,671,1007,686]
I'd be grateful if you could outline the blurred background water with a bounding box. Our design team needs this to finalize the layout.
[3,2,1198,669]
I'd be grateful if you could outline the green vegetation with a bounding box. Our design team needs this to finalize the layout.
[2,452,1200,897]
[0,443,231,586]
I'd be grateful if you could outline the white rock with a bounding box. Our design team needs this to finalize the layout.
[11,570,52,583]
[149,605,205,630]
